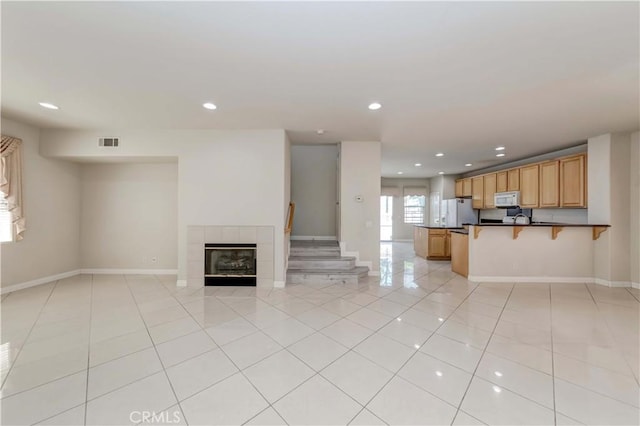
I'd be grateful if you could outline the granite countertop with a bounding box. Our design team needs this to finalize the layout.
[450,229,469,235]
[414,225,464,229]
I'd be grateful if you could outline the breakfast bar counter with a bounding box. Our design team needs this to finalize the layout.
[452,224,610,283]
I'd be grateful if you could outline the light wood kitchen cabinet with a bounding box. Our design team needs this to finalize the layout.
[427,229,447,258]
[507,168,520,191]
[496,171,508,193]
[413,226,428,258]
[539,161,560,207]
[520,164,539,208]
[462,178,472,197]
[455,179,463,198]
[483,173,497,209]
[444,229,451,257]
[472,176,484,209]
[560,154,587,207]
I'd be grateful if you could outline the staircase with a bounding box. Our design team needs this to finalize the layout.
[287,240,369,286]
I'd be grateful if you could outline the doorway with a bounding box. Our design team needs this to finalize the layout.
[380,195,393,241]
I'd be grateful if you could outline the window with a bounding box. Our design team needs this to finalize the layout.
[0,195,11,242]
[403,187,427,224]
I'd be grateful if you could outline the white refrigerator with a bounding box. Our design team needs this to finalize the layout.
[441,198,477,227]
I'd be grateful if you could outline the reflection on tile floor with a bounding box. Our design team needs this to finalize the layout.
[1,242,639,425]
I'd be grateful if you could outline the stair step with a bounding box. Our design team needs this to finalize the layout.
[289,240,341,257]
[288,256,356,270]
[286,266,369,286]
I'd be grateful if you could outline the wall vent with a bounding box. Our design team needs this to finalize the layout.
[98,137,119,147]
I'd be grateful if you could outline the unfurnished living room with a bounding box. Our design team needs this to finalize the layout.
[1,2,639,426]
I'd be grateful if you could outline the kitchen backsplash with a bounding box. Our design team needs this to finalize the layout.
[479,208,588,224]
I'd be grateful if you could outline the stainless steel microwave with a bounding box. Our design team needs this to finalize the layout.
[494,191,520,208]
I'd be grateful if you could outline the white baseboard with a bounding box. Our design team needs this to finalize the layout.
[632,282,640,289]
[290,236,337,241]
[467,275,635,288]
[1,269,81,294]
[80,268,178,275]
[594,278,632,288]
[467,275,594,284]
[273,280,285,288]
[176,280,187,287]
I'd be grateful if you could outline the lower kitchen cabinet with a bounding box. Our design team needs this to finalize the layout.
[414,227,452,260]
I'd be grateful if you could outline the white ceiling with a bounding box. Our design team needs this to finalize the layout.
[2,2,638,177]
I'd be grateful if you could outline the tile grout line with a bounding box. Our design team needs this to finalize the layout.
[122,274,189,426]
[168,282,284,425]
[342,274,476,425]
[583,283,640,388]
[548,284,557,426]
[83,274,94,426]
[449,282,515,425]
[0,280,59,393]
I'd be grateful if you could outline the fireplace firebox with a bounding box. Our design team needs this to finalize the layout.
[204,243,257,286]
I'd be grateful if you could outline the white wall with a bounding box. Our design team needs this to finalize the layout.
[80,163,178,270]
[1,118,81,288]
[631,132,640,286]
[41,128,288,285]
[588,132,633,285]
[290,144,337,238]
[340,141,381,273]
[381,177,430,240]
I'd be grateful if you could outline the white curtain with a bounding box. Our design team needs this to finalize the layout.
[0,135,25,241]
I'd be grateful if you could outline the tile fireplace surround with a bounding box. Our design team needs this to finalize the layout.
[187,226,275,287]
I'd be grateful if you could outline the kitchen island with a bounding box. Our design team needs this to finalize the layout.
[451,223,610,283]
[413,225,463,260]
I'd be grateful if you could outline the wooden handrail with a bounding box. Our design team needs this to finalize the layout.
[285,201,295,234]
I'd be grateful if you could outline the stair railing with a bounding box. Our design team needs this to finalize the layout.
[285,201,295,234]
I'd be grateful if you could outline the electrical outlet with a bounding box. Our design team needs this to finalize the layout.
[151,257,158,264]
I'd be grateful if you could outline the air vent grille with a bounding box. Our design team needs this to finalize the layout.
[98,137,119,147]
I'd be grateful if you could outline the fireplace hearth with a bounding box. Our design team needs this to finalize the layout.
[204,243,257,286]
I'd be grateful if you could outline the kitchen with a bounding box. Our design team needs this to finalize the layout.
[407,133,635,287]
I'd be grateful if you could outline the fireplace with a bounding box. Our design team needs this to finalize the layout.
[204,243,257,286]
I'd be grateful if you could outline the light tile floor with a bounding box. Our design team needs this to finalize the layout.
[1,242,639,425]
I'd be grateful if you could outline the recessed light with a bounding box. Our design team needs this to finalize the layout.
[496,153,505,157]
[396,317,402,322]
[397,171,403,175]
[494,371,503,377]
[493,385,502,393]
[438,317,444,322]
[495,146,505,151]
[435,153,444,157]
[435,371,443,377]
[202,102,217,110]
[438,171,445,175]
[414,163,422,167]
[39,102,59,110]
[368,102,382,110]
[316,129,325,135]
[465,163,473,167]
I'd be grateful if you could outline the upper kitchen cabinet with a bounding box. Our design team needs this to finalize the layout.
[520,164,539,208]
[539,161,560,208]
[472,176,484,209]
[455,178,473,198]
[462,178,472,197]
[560,154,587,207]
[507,168,520,191]
[483,173,497,208]
[496,171,508,193]
[455,179,463,198]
